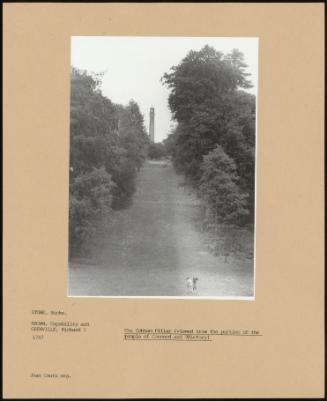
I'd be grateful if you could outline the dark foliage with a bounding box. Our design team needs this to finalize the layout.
[148,142,166,159]
[69,68,149,256]
[162,46,256,225]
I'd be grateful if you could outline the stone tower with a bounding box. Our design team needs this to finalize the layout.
[149,107,155,142]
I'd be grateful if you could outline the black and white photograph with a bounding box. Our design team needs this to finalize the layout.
[68,36,258,298]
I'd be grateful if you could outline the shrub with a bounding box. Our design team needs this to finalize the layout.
[69,167,115,257]
[200,145,249,225]
[148,142,166,159]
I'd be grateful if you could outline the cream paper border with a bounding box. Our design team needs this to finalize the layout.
[3,3,324,398]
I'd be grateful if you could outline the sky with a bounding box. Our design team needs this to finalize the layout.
[71,36,258,142]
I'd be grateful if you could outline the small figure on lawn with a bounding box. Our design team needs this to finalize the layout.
[186,277,199,292]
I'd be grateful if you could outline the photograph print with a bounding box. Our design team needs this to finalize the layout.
[68,36,258,298]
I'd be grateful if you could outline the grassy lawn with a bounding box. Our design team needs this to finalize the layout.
[69,160,254,297]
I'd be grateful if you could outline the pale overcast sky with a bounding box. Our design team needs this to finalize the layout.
[71,36,258,142]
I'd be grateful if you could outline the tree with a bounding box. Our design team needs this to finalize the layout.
[162,132,176,156]
[69,167,115,257]
[219,91,256,218]
[115,101,150,170]
[70,68,120,176]
[161,46,256,224]
[148,142,166,159]
[200,146,249,225]
[162,45,252,122]
[112,101,150,207]
[69,68,149,256]
[161,46,254,180]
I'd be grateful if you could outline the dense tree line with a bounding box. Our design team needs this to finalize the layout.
[162,45,256,227]
[147,142,166,159]
[69,68,149,257]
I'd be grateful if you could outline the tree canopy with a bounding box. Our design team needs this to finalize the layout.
[69,68,149,256]
[162,46,256,225]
